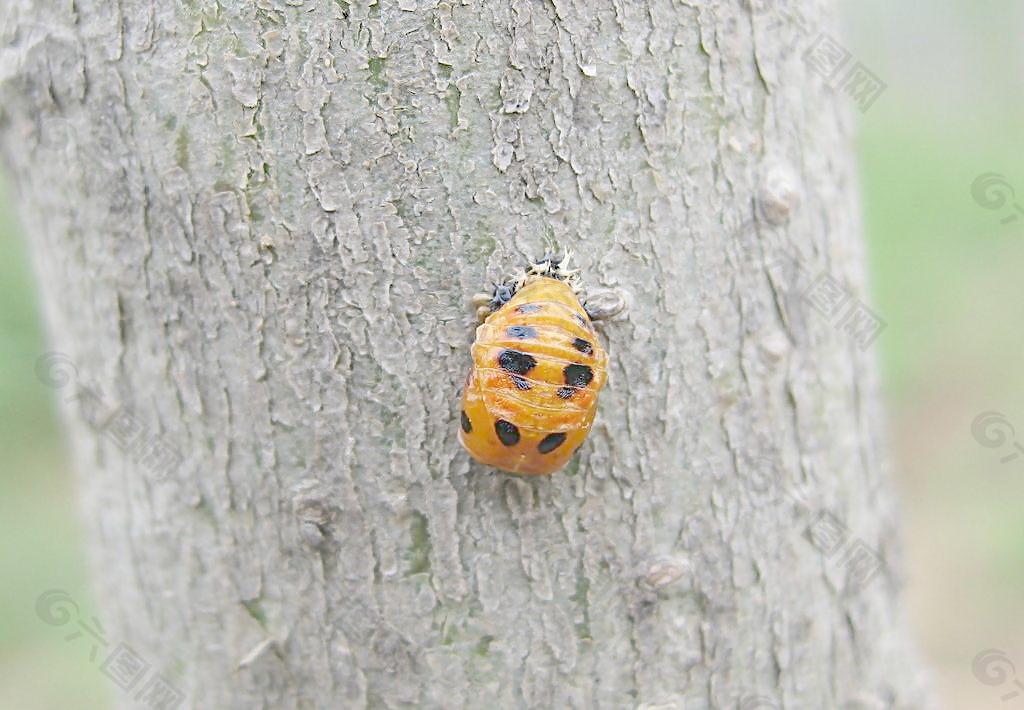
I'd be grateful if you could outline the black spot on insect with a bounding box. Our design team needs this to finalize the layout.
[516,304,542,314]
[461,411,472,433]
[572,338,593,355]
[574,313,589,328]
[511,374,531,391]
[563,364,594,388]
[557,386,575,400]
[506,325,537,339]
[495,419,520,446]
[498,349,537,376]
[538,432,567,454]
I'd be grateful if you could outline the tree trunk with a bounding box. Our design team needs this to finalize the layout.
[1,0,932,708]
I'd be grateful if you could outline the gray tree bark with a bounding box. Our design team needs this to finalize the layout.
[1,0,933,708]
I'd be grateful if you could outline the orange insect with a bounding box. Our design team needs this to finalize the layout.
[458,255,615,475]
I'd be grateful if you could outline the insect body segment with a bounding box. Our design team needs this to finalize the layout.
[459,276,608,475]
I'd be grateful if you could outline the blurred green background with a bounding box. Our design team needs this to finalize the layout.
[0,181,110,708]
[1,0,1022,707]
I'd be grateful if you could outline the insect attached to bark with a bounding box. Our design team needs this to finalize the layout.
[459,251,624,475]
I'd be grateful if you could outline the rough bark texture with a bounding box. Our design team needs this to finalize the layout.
[1,0,932,708]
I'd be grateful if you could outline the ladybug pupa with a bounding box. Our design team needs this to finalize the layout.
[458,252,618,475]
